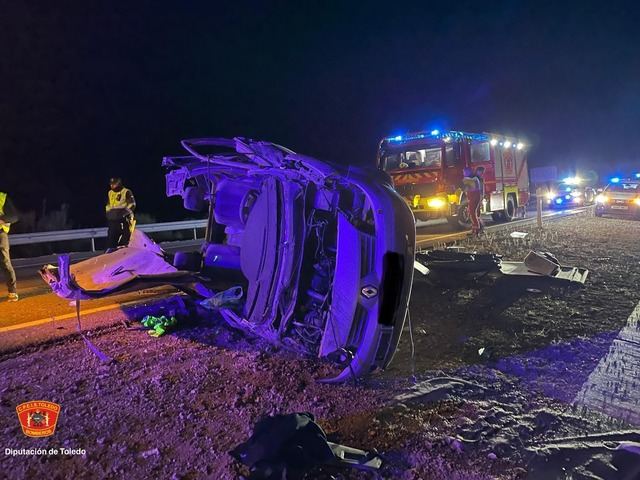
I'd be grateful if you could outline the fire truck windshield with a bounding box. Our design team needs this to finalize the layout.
[382,146,442,171]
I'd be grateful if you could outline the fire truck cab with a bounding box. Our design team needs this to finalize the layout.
[377,130,530,227]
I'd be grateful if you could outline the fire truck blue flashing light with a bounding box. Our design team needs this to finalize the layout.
[555,198,563,205]
[392,135,403,141]
[430,129,440,136]
[610,177,621,184]
[635,173,640,179]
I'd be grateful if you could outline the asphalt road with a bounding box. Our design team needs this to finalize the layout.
[0,206,587,339]
[415,204,588,247]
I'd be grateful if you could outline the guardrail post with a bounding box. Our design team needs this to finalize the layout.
[536,187,543,228]
[90,237,96,252]
[193,228,197,240]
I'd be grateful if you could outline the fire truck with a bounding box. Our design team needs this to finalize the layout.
[377,130,530,226]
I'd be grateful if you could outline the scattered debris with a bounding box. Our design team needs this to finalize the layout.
[413,260,429,275]
[140,447,160,459]
[416,249,588,285]
[231,412,382,479]
[509,231,528,238]
[200,286,244,310]
[140,315,177,337]
[414,248,589,318]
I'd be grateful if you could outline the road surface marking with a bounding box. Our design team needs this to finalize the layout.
[0,304,125,333]
[574,299,640,425]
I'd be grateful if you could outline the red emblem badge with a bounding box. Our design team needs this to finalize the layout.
[16,401,61,437]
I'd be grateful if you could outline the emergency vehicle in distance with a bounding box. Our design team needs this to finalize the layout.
[545,176,596,208]
[377,130,530,227]
[595,174,640,218]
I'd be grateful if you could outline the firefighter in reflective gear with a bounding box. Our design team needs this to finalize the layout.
[0,191,19,301]
[105,178,136,250]
[462,168,482,235]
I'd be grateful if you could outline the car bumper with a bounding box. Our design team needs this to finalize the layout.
[596,203,640,216]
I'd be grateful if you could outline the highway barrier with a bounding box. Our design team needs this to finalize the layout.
[10,219,207,252]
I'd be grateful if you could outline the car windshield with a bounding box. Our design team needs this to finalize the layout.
[382,146,442,171]
[607,182,639,192]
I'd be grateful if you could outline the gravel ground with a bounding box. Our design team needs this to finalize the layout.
[1,211,639,479]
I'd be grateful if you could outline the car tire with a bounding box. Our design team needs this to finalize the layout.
[595,210,603,217]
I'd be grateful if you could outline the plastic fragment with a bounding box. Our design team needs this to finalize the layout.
[200,286,244,310]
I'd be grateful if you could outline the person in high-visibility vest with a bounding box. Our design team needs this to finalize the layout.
[105,177,136,250]
[0,191,19,301]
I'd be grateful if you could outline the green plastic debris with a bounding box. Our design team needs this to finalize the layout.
[140,315,177,337]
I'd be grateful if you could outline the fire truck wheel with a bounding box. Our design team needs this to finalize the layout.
[503,196,516,221]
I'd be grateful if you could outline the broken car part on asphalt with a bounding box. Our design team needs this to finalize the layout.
[415,249,588,286]
[41,137,416,382]
[415,249,589,317]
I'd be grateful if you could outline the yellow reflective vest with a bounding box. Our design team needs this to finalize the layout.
[0,191,10,233]
[106,187,135,212]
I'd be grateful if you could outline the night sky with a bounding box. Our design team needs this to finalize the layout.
[2,1,639,228]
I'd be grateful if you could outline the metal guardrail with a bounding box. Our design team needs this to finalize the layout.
[9,219,208,251]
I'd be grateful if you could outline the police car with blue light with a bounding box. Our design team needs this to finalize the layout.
[595,174,640,218]
[545,176,596,208]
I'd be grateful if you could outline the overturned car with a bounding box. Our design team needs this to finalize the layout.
[41,138,416,381]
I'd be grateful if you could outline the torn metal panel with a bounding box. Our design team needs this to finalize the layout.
[42,137,416,382]
[41,231,205,300]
